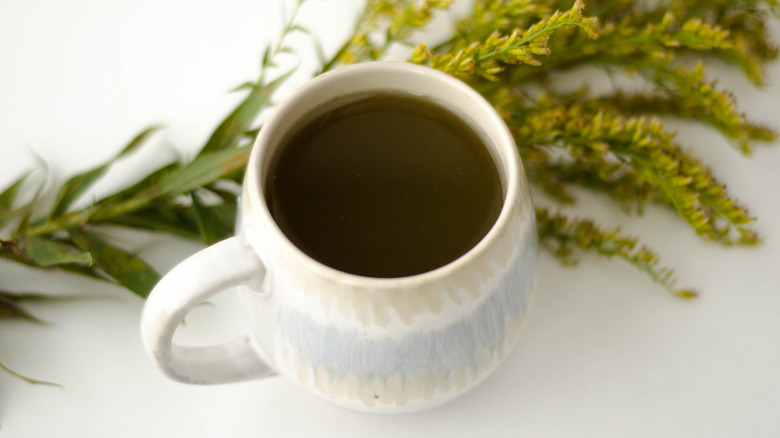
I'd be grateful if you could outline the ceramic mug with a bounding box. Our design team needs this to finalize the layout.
[141,62,538,413]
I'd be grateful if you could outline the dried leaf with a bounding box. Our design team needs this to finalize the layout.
[70,230,159,298]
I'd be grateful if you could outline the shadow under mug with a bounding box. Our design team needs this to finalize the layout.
[141,62,538,414]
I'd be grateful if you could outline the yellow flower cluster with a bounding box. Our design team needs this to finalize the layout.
[411,0,597,80]
[535,207,698,298]
[403,0,777,293]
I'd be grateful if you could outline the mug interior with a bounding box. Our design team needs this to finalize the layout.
[247,62,521,285]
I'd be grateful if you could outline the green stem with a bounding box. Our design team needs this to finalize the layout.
[476,20,591,63]
[261,0,306,81]
[0,361,63,388]
[318,0,376,74]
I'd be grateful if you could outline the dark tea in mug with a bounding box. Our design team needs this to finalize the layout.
[265,91,503,278]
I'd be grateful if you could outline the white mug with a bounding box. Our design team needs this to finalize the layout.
[141,62,538,413]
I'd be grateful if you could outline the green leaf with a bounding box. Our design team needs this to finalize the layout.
[8,159,50,234]
[206,185,239,203]
[228,81,256,93]
[277,45,295,55]
[310,34,327,66]
[101,162,182,207]
[70,230,160,298]
[0,171,31,230]
[50,166,109,218]
[0,361,63,388]
[56,264,110,282]
[149,146,252,199]
[0,294,45,323]
[27,146,248,237]
[261,45,273,68]
[0,290,95,302]
[1,239,105,284]
[99,205,201,239]
[191,192,227,245]
[91,147,248,222]
[243,127,261,141]
[101,202,236,241]
[211,203,237,232]
[198,70,294,157]
[14,209,34,235]
[116,125,163,156]
[16,236,93,267]
[2,164,47,233]
[50,126,162,218]
[0,172,29,212]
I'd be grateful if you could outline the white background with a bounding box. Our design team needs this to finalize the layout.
[1,1,779,436]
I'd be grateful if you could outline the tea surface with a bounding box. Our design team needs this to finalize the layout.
[266,92,503,278]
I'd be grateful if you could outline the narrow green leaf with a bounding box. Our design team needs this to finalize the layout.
[101,202,237,242]
[206,185,239,203]
[0,172,30,212]
[50,165,110,218]
[243,127,261,141]
[16,236,93,267]
[10,161,51,233]
[1,165,47,233]
[96,146,248,219]
[0,290,95,302]
[0,171,31,230]
[228,81,255,93]
[70,230,160,298]
[190,192,230,244]
[99,205,201,239]
[152,147,252,199]
[291,24,311,35]
[50,126,162,217]
[310,34,327,66]
[261,45,272,68]
[116,125,163,157]
[1,240,106,284]
[100,162,182,207]
[57,264,110,282]
[0,294,44,323]
[198,69,294,157]
[14,209,34,234]
[85,148,248,232]
[0,361,63,388]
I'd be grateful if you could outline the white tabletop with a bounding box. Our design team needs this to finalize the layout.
[1,1,779,436]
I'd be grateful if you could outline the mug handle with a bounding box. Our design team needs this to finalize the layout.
[140,235,276,384]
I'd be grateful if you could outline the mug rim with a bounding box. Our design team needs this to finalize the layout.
[245,61,525,289]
